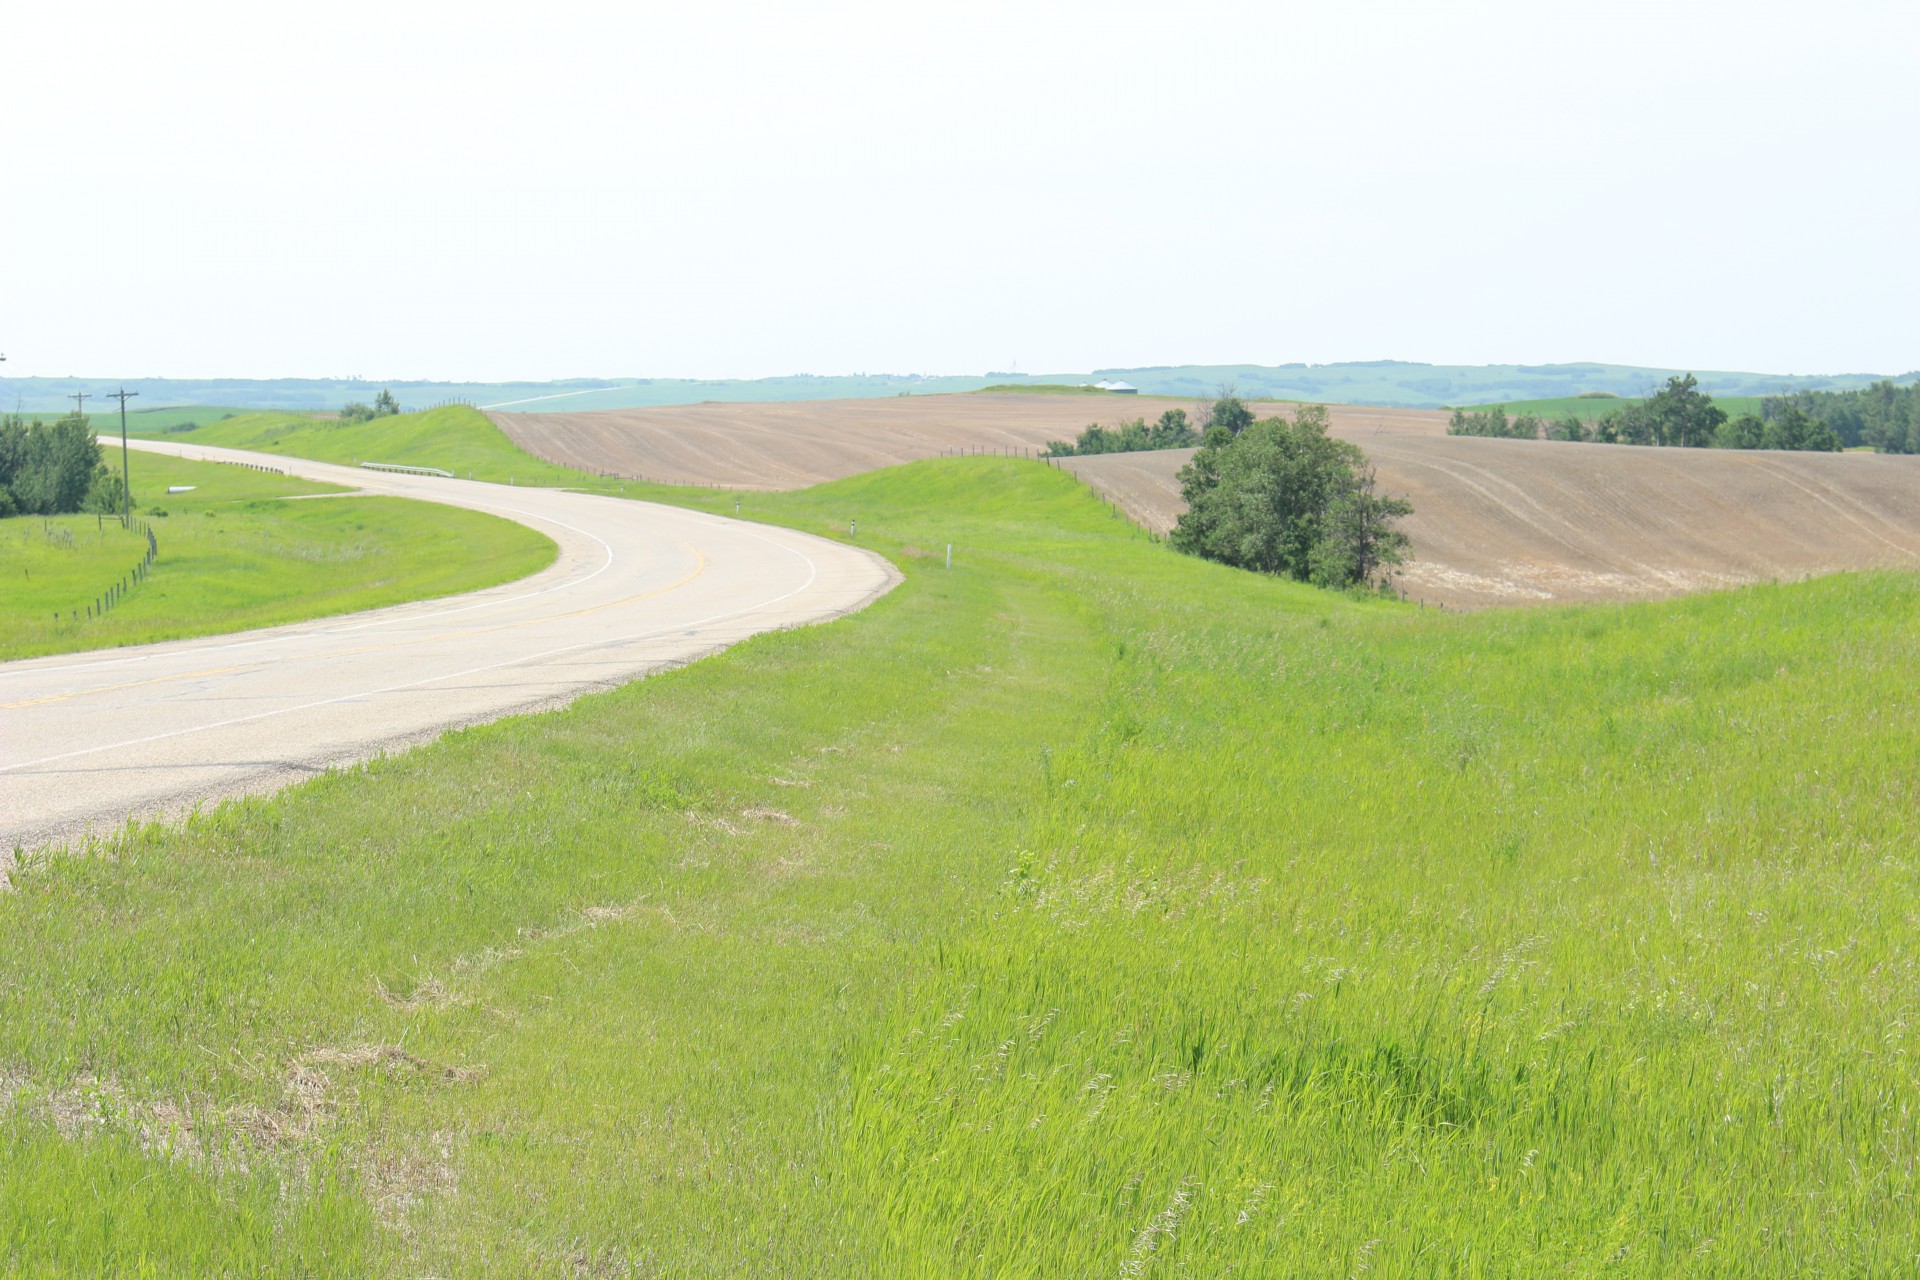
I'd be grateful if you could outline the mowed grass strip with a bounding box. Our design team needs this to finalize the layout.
[0,451,555,661]
[1,459,1916,1276]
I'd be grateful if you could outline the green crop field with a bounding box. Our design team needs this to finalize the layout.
[974,383,1139,397]
[2,456,1915,1275]
[84,406,256,436]
[0,451,555,661]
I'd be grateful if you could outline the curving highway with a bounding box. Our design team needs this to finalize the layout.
[0,441,898,856]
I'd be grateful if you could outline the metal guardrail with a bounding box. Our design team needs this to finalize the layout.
[359,461,454,478]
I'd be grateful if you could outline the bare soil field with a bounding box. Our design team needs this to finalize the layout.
[489,394,1449,488]
[1065,438,1920,607]
[492,393,1920,608]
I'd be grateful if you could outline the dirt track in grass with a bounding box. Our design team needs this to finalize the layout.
[492,394,1920,608]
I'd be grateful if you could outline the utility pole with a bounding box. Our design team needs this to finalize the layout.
[70,390,90,418]
[105,388,138,525]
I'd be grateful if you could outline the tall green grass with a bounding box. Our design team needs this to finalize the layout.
[0,451,554,660]
[1,459,1914,1275]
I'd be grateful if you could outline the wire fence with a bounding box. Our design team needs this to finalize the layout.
[58,518,159,629]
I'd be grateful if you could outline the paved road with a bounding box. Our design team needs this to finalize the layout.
[1,441,897,855]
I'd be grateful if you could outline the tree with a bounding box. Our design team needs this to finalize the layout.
[1763,379,1918,453]
[1607,402,1656,445]
[1447,407,1541,439]
[374,388,401,417]
[1548,415,1591,442]
[1643,373,1727,447]
[1761,405,1841,452]
[85,469,130,515]
[1044,409,1201,457]
[1202,395,1255,438]
[1150,408,1194,447]
[1,413,106,516]
[1715,414,1766,450]
[1171,405,1411,591]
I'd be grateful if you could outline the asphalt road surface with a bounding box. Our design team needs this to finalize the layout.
[1,441,897,856]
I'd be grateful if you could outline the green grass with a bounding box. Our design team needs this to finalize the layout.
[83,405,255,436]
[3,459,1917,1275]
[0,451,555,661]
[1465,394,1766,421]
[130,405,613,488]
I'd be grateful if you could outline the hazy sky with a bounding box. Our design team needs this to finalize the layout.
[3,0,1916,381]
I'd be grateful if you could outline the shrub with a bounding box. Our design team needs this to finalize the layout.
[1171,405,1411,591]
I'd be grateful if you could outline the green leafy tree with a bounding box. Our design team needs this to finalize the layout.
[1150,408,1194,447]
[1763,379,1918,453]
[1171,405,1411,590]
[1548,415,1591,442]
[0,416,26,496]
[1203,395,1256,437]
[84,469,130,515]
[1045,409,1200,457]
[1715,414,1767,449]
[374,389,401,417]
[1761,405,1842,452]
[2,413,105,516]
[1608,402,1656,445]
[1447,407,1541,439]
[1644,373,1727,447]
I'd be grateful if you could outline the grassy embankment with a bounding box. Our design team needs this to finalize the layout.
[0,450,554,661]
[132,406,615,488]
[2,453,1916,1276]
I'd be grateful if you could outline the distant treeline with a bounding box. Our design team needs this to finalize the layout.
[1446,374,1882,453]
[0,414,126,518]
[1044,409,1201,457]
[1765,381,1918,453]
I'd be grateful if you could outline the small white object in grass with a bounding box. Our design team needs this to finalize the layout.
[947,544,952,569]
[166,486,197,494]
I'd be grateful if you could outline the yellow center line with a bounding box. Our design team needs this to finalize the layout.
[3,548,710,711]
[4,663,257,710]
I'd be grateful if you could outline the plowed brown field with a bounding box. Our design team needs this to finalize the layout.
[489,394,1448,487]
[1064,439,1920,607]
[491,394,1920,609]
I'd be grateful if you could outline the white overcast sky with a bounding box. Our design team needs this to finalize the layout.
[3,0,1916,381]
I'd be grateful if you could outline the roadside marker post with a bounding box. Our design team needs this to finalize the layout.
[946,544,952,569]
